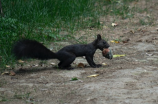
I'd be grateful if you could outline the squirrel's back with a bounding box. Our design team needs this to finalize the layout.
[13,39,57,60]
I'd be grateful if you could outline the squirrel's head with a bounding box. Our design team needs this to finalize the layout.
[95,34,110,51]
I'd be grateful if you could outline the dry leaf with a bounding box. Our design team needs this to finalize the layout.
[1,71,9,75]
[130,30,135,34]
[18,60,24,63]
[50,62,55,65]
[110,40,119,43]
[9,70,16,76]
[87,74,99,78]
[122,41,128,43]
[6,65,10,68]
[122,39,130,43]
[77,63,85,68]
[137,28,142,31]
[113,54,125,58]
[102,63,107,66]
[112,23,118,27]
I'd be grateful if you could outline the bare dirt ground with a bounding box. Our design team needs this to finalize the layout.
[1,0,158,104]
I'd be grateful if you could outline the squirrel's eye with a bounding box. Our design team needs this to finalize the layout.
[103,42,106,44]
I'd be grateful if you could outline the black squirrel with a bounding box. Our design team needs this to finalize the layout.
[13,34,110,69]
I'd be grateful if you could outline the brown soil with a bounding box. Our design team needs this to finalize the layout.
[1,0,158,104]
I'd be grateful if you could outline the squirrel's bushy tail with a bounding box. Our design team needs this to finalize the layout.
[13,39,57,60]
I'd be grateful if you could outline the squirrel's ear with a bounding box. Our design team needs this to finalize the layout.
[97,34,101,40]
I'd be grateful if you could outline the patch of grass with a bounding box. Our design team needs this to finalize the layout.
[0,95,8,102]
[139,16,155,26]
[2,0,99,29]
[139,18,147,25]
[14,92,31,100]
[13,92,35,103]
[0,17,24,70]
[70,77,78,81]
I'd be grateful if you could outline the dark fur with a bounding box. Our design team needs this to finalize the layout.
[13,34,110,69]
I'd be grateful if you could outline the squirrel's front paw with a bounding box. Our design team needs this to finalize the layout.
[91,64,102,68]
